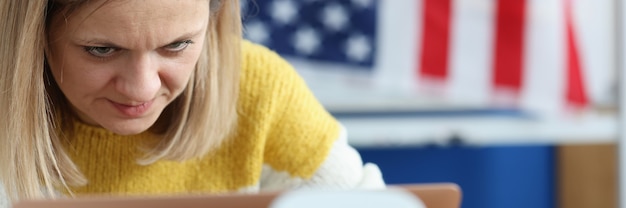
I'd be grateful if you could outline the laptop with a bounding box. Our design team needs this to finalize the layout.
[13,183,461,208]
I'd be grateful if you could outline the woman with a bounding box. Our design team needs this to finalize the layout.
[0,0,385,205]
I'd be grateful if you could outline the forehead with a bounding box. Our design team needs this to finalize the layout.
[50,0,210,46]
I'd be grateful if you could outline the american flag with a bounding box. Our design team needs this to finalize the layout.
[242,0,616,117]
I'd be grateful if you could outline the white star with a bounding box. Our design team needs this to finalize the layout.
[320,3,348,32]
[345,34,372,62]
[292,27,320,55]
[351,0,374,9]
[270,0,298,25]
[244,21,270,45]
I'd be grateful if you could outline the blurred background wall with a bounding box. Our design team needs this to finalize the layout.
[241,0,619,207]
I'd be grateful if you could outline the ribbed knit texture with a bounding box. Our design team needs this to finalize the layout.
[63,40,341,196]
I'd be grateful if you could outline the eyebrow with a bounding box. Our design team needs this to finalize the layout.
[78,38,123,48]
[75,28,205,49]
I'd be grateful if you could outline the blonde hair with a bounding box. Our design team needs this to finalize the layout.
[0,0,241,202]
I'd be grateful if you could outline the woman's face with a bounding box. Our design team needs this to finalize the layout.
[47,0,210,135]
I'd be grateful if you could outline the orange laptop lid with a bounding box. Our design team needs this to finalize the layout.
[13,183,461,208]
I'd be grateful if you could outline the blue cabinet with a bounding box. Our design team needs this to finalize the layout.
[358,145,555,208]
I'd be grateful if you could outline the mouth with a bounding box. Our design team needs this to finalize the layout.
[109,99,154,117]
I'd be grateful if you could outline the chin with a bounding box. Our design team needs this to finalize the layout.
[102,119,157,136]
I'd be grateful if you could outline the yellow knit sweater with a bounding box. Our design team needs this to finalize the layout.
[63,41,342,196]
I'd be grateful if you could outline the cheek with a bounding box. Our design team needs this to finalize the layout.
[161,61,196,94]
[49,50,116,98]
[161,47,204,93]
[46,43,69,84]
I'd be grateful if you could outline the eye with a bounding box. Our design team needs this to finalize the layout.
[84,46,117,58]
[164,40,194,52]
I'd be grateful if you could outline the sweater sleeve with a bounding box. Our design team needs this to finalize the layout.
[260,125,386,190]
[239,40,385,190]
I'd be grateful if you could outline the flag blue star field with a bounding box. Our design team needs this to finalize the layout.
[241,0,378,69]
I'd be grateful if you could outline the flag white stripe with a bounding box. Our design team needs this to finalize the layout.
[375,0,421,93]
[447,0,495,106]
[521,0,566,116]
[573,0,616,106]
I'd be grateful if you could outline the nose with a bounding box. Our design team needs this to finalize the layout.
[115,53,161,103]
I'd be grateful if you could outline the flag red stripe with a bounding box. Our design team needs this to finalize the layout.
[419,0,452,80]
[564,0,588,107]
[492,0,527,91]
